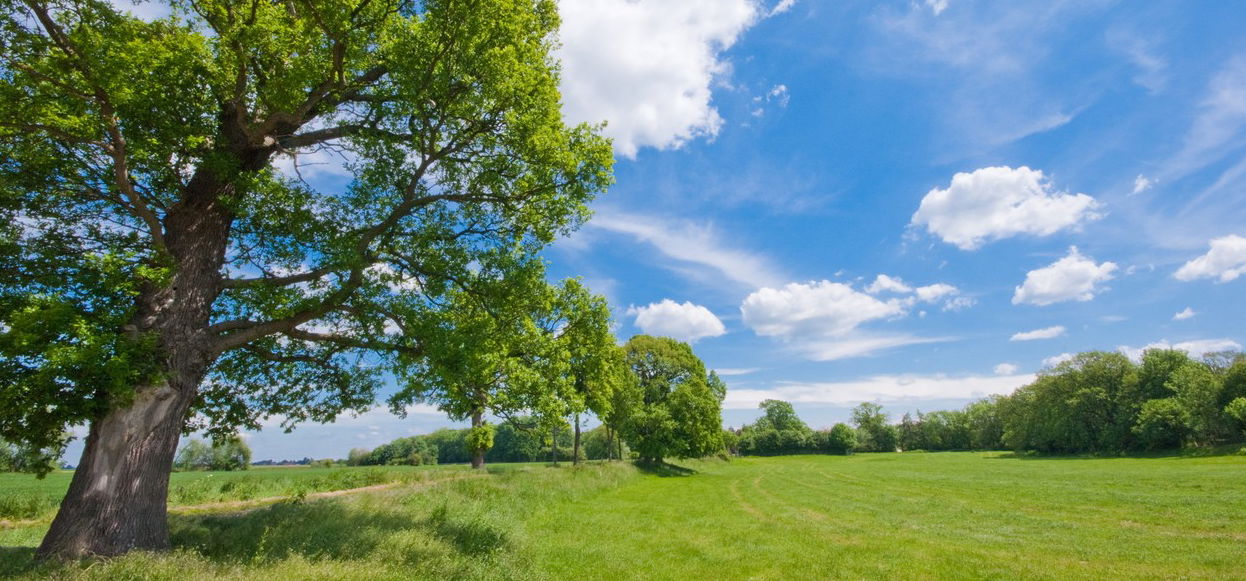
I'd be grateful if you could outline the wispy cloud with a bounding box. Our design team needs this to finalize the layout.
[587,210,785,289]
[723,372,1033,409]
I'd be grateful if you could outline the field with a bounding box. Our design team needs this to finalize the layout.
[2,452,1245,580]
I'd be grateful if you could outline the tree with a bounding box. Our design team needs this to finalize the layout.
[172,434,250,470]
[0,434,69,474]
[0,0,611,557]
[824,423,856,455]
[851,402,897,452]
[617,335,722,463]
[1132,398,1189,450]
[738,399,813,455]
[1166,362,1227,445]
[390,277,618,469]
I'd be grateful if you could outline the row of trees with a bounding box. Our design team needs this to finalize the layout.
[348,421,633,466]
[172,435,252,471]
[353,334,725,468]
[734,349,1246,458]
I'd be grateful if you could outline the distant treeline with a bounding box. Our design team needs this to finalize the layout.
[733,349,1246,456]
[347,420,629,466]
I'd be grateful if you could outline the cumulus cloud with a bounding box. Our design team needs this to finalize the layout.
[740,280,955,360]
[1173,307,1197,321]
[1117,339,1243,362]
[911,166,1101,250]
[1132,174,1154,194]
[586,210,784,289]
[1174,235,1246,283]
[557,0,760,158]
[722,372,1032,409]
[1012,247,1118,306]
[865,274,912,294]
[628,299,726,343]
[1042,352,1075,368]
[993,363,1018,375]
[1010,325,1066,341]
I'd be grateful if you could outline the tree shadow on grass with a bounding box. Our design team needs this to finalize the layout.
[634,461,697,477]
[170,497,510,565]
[0,546,38,578]
[990,444,1246,461]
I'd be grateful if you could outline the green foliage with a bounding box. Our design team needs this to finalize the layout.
[0,0,613,461]
[465,424,495,457]
[823,423,857,455]
[617,335,723,463]
[851,402,898,452]
[358,436,438,467]
[0,434,69,476]
[174,434,251,471]
[1132,398,1190,450]
[1226,397,1246,432]
[738,399,814,455]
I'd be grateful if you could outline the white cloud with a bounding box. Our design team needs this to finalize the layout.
[1132,174,1154,195]
[587,210,784,289]
[1042,352,1075,368]
[1163,57,1246,181]
[994,363,1019,375]
[1174,235,1246,283]
[925,0,949,16]
[1118,339,1243,362]
[1106,27,1168,93]
[914,283,958,303]
[1012,246,1118,306]
[865,274,912,294]
[769,0,796,16]
[911,166,1101,250]
[742,281,907,339]
[557,0,760,158]
[1173,307,1197,321]
[628,299,726,343]
[1010,325,1066,341]
[722,372,1033,409]
[714,367,761,376]
[864,276,972,311]
[740,280,954,360]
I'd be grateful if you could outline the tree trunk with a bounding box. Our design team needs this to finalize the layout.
[605,425,613,461]
[572,413,581,466]
[551,425,558,466]
[36,380,198,558]
[37,161,243,559]
[470,409,485,470]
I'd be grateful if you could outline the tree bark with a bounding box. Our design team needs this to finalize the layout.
[36,380,198,558]
[572,413,581,466]
[470,409,485,470]
[37,158,245,559]
[550,425,558,466]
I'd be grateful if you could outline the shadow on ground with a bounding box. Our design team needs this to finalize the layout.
[172,497,510,564]
[634,461,697,478]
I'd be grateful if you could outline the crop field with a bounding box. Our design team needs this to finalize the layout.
[2,452,1244,580]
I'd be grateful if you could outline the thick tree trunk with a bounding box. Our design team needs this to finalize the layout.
[36,380,198,558]
[470,410,485,470]
[37,158,244,559]
[572,413,581,466]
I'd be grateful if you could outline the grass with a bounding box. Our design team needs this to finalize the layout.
[2,452,1245,579]
[0,464,455,521]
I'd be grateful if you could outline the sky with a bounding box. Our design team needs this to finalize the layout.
[79,0,1246,462]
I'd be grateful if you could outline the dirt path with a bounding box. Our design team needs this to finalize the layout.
[171,473,482,515]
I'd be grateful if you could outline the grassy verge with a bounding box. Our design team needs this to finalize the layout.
[0,464,458,522]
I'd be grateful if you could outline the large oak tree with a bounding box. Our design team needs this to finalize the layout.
[0,0,611,558]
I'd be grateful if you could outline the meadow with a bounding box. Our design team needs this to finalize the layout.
[2,452,1244,580]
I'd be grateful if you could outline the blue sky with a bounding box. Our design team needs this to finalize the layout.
[73,0,1246,462]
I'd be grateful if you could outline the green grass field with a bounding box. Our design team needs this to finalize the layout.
[2,452,1244,580]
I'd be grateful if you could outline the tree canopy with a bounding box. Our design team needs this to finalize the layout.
[617,335,723,463]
